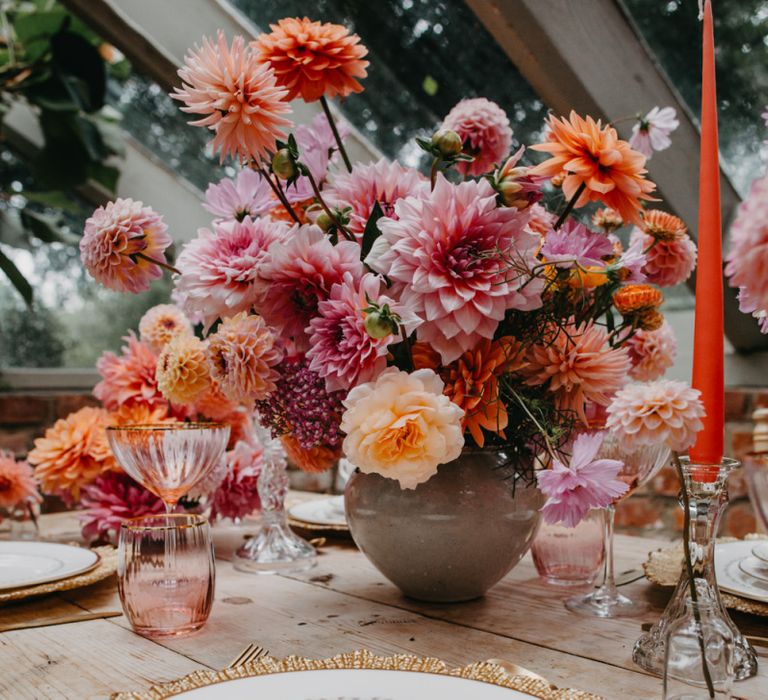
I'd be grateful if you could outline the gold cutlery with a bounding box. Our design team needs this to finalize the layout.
[226,642,269,669]
[0,610,122,633]
[615,568,644,586]
[487,658,557,689]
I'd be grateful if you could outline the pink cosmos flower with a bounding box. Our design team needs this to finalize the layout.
[322,157,428,236]
[256,225,363,347]
[174,216,290,330]
[606,380,705,453]
[80,471,165,544]
[441,97,513,176]
[209,439,263,521]
[80,198,171,294]
[203,168,273,221]
[629,106,679,159]
[94,332,165,411]
[367,175,542,364]
[540,220,614,269]
[307,272,421,392]
[537,432,628,527]
[626,320,677,381]
[726,174,768,332]
[172,32,292,163]
[630,227,696,287]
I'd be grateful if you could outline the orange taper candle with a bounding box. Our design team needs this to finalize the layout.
[690,0,724,464]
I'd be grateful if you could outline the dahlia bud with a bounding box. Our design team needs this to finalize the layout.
[637,308,664,332]
[272,148,296,179]
[364,310,398,340]
[431,129,462,158]
[315,211,334,232]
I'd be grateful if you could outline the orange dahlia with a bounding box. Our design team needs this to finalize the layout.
[641,209,687,241]
[281,434,340,473]
[27,407,116,499]
[156,335,212,406]
[110,402,174,425]
[254,17,369,102]
[530,112,656,224]
[613,284,663,315]
[193,380,241,422]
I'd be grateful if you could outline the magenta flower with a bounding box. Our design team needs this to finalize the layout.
[203,168,273,221]
[174,216,290,330]
[80,198,171,294]
[537,432,628,528]
[629,106,679,159]
[367,175,542,363]
[256,225,363,347]
[307,272,421,392]
[540,221,614,269]
[209,439,263,521]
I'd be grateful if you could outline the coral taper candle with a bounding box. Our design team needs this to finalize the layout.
[690,0,724,464]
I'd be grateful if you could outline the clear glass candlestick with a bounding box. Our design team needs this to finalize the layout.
[633,458,757,680]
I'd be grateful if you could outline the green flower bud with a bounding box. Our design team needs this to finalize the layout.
[431,128,463,158]
[315,211,334,232]
[364,311,396,340]
[271,148,296,179]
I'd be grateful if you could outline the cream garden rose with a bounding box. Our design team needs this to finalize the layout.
[340,368,464,489]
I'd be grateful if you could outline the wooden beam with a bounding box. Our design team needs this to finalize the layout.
[465,0,766,352]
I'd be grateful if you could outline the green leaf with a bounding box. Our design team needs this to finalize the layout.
[13,10,67,44]
[22,190,77,210]
[50,30,106,112]
[0,248,33,307]
[20,208,80,245]
[360,201,385,262]
[87,162,119,193]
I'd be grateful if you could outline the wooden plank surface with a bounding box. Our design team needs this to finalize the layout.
[1,514,766,699]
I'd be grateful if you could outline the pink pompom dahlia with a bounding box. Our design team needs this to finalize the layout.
[626,320,677,381]
[80,198,171,294]
[209,440,264,521]
[630,210,696,288]
[203,168,273,221]
[173,32,292,163]
[441,97,513,176]
[367,175,542,364]
[256,225,363,346]
[322,158,427,236]
[307,272,421,392]
[174,217,290,330]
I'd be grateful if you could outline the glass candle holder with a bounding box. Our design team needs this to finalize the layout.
[118,513,215,639]
[663,599,734,699]
[531,509,604,586]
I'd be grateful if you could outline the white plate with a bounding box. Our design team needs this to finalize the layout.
[716,540,768,603]
[167,668,541,699]
[739,556,768,584]
[752,541,768,564]
[0,541,99,591]
[289,496,347,528]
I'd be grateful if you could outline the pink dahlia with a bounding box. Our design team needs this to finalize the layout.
[526,202,555,237]
[322,158,427,236]
[526,320,631,425]
[174,216,290,330]
[367,175,542,364]
[80,198,171,293]
[726,174,768,332]
[441,97,513,177]
[537,432,628,527]
[138,304,193,353]
[626,320,677,381]
[630,225,696,288]
[80,471,165,544]
[606,379,705,453]
[307,272,420,392]
[256,225,363,346]
[209,440,263,521]
[203,168,273,221]
[94,332,165,411]
[0,451,40,510]
[172,32,292,163]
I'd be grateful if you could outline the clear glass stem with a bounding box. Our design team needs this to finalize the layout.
[599,505,617,597]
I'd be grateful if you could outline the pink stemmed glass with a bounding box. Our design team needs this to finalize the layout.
[107,423,230,512]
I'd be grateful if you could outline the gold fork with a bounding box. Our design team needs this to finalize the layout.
[487,658,557,690]
[226,643,269,669]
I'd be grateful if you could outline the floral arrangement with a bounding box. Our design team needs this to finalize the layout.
[73,16,697,527]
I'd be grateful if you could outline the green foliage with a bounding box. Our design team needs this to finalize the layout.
[0,303,66,367]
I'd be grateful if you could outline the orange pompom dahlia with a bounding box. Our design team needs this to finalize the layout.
[254,17,369,102]
[612,284,663,315]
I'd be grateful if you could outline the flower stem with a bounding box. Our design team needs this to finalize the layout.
[320,96,352,173]
[399,324,413,372]
[134,252,180,275]
[672,451,716,699]
[429,157,440,191]
[553,182,586,230]
[304,167,356,242]
[255,164,301,224]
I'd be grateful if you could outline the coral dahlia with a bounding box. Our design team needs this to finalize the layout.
[630,210,696,287]
[626,320,678,382]
[156,335,211,406]
[138,304,193,354]
[0,451,40,510]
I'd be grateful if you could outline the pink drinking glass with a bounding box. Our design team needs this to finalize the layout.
[531,509,605,586]
[118,513,215,638]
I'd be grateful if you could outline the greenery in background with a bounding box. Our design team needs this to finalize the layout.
[622,0,768,197]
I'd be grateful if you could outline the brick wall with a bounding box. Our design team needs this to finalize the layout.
[1,389,765,537]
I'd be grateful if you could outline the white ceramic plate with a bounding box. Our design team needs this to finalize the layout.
[739,556,768,584]
[0,541,99,591]
[752,541,768,564]
[716,540,768,603]
[166,669,541,699]
[289,496,348,529]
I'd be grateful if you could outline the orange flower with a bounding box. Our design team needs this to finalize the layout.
[592,207,623,232]
[641,209,687,241]
[414,337,526,448]
[27,407,116,499]
[269,197,314,224]
[156,335,212,406]
[613,284,663,315]
[530,111,656,224]
[254,18,368,102]
[110,403,174,425]
[193,380,241,422]
[281,434,340,473]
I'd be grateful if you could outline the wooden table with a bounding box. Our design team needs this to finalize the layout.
[1,512,766,699]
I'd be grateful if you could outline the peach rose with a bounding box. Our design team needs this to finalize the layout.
[341,368,464,489]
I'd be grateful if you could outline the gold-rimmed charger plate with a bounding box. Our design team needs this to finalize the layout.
[0,545,117,605]
[288,495,350,536]
[644,534,768,617]
[111,649,603,699]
